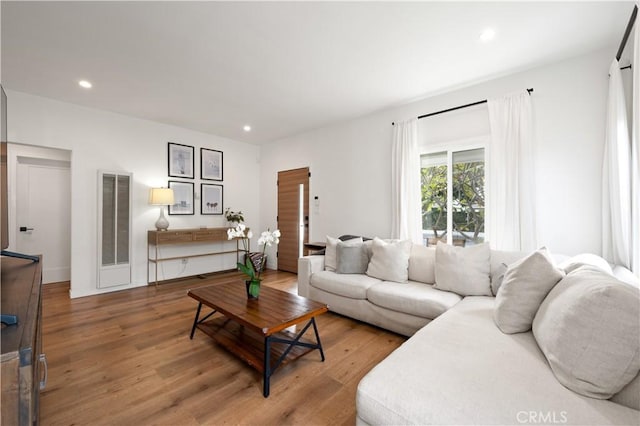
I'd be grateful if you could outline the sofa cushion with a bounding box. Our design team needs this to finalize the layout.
[434,242,491,296]
[407,244,436,284]
[494,247,564,334]
[336,241,369,274]
[310,270,380,299]
[325,236,362,272]
[357,296,640,426]
[533,266,640,399]
[558,253,613,275]
[366,238,412,283]
[611,372,640,410]
[367,281,462,320]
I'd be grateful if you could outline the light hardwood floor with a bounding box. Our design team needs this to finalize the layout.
[40,270,405,425]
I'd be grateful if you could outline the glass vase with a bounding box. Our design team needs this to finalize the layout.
[245,279,261,299]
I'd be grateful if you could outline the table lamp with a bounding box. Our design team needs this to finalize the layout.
[149,187,174,231]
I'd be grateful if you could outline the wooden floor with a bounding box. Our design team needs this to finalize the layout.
[40,270,405,425]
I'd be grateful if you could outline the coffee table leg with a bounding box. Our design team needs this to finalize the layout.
[311,318,325,362]
[190,302,202,339]
[263,336,271,398]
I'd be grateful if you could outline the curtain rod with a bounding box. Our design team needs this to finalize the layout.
[392,88,533,126]
[616,4,638,61]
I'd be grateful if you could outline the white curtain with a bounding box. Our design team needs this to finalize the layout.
[602,59,632,269]
[631,18,640,277]
[486,91,537,252]
[391,118,422,244]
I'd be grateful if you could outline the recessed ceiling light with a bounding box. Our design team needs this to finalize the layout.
[78,80,92,89]
[243,125,251,132]
[479,28,496,43]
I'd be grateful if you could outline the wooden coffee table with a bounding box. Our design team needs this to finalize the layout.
[188,282,329,397]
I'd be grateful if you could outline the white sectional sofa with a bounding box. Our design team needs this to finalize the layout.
[298,247,462,336]
[356,295,640,426]
[297,237,640,425]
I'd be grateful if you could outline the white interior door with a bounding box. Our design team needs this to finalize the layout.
[16,158,71,283]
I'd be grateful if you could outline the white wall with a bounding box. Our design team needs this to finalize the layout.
[6,91,261,298]
[5,46,617,292]
[261,47,614,258]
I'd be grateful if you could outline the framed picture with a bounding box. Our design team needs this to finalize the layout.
[168,142,194,179]
[201,183,223,215]
[201,148,223,181]
[168,181,194,215]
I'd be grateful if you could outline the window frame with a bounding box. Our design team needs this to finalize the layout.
[420,136,488,246]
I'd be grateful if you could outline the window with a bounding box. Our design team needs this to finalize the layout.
[421,147,485,247]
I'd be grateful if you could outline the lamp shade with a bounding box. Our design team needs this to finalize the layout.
[149,188,174,206]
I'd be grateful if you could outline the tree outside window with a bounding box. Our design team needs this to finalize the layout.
[421,148,485,246]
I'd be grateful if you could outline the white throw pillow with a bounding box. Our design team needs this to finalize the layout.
[365,238,412,283]
[408,244,436,284]
[558,253,613,275]
[533,266,640,399]
[434,242,491,296]
[490,250,528,295]
[325,236,362,272]
[494,247,564,334]
[491,262,508,296]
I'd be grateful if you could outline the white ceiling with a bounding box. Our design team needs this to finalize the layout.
[1,1,635,145]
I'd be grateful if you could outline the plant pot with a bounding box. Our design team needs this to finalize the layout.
[245,279,261,300]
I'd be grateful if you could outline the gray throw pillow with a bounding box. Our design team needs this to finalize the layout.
[336,242,368,274]
[494,247,564,334]
[434,242,491,296]
[532,266,640,399]
[325,235,362,271]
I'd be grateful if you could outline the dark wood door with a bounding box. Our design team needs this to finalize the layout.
[277,167,309,273]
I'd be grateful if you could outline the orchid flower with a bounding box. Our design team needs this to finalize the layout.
[236,228,281,284]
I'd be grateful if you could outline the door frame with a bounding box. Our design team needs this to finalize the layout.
[8,143,72,282]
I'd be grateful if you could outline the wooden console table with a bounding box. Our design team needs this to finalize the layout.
[147,227,249,286]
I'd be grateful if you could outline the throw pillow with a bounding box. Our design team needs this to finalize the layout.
[408,244,436,284]
[336,241,369,274]
[493,247,564,334]
[491,262,508,296]
[434,242,491,296]
[363,239,374,261]
[365,238,412,283]
[324,236,362,271]
[532,266,640,399]
[558,253,613,275]
[490,250,529,295]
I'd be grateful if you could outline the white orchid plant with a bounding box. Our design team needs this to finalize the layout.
[227,223,253,251]
[227,224,280,296]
